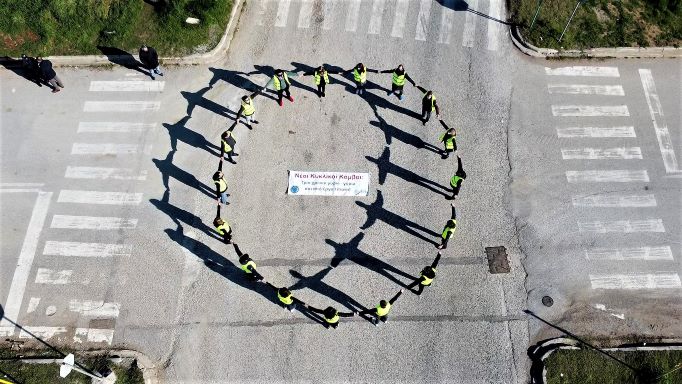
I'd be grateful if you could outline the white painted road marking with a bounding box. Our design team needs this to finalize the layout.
[391,0,410,38]
[572,194,657,207]
[486,0,502,51]
[322,0,335,30]
[71,143,141,155]
[89,81,164,92]
[566,170,649,183]
[78,122,156,133]
[0,183,44,187]
[65,166,148,181]
[58,190,143,206]
[0,192,52,331]
[639,68,680,174]
[83,101,160,112]
[44,241,132,257]
[51,215,138,230]
[345,0,362,32]
[414,0,432,41]
[69,300,120,318]
[462,0,478,47]
[578,219,665,233]
[438,0,455,44]
[275,0,291,27]
[590,273,681,289]
[368,0,386,35]
[552,105,629,117]
[26,297,40,313]
[74,328,114,345]
[556,126,636,138]
[545,66,620,77]
[35,268,72,284]
[297,0,313,28]
[0,189,42,193]
[256,0,267,26]
[561,147,642,160]
[585,246,674,261]
[548,84,625,96]
[19,326,67,339]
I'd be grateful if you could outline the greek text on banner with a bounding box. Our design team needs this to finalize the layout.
[288,171,370,196]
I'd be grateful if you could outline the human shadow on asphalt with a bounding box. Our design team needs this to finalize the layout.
[207,67,276,100]
[369,107,441,154]
[252,64,319,100]
[0,56,44,87]
[366,147,451,198]
[163,115,220,156]
[150,195,223,242]
[355,191,440,246]
[96,46,148,74]
[289,267,368,313]
[435,0,515,25]
[326,232,416,288]
[181,87,237,118]
[288,61,344,97]
[361,88,423,121]
[152,154,216,200]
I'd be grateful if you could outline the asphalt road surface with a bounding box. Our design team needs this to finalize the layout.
[1,1,680,383]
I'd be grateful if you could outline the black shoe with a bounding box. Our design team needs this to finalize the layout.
[322,93,326,97]
[253,120,259,124]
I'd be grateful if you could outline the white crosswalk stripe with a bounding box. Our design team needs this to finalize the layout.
[552,105,629,117]
[391,0,410,38]
[35,268,72,284]
[571,194,656,207]
[74,328,114,345]
[438,0,455,44]
[89,81,164,92]
[368,0,386,35]
[585,247,674,261]
[83,101,160,112]
[65,166,148,181]
[275,0,292,27]
[566,170,649,183]
[556,126,636,138]
[545,66,620,77]
[19,326,67,339]
[578,219,665,233]
[414,0,432,41]
[345,0,362,32]
[51,215,138,230]
[322,0,335,30]
[486,0,503,51]
[71,143,147,155]
[462,0,478,47]
[58,190,143,206]
[297,0,313,28]
[44,241,133,257]
[548,84,625,96]
[590,273,681,289]
[560,147,642,160]
[78,122,156,133]
[69,300,120,318]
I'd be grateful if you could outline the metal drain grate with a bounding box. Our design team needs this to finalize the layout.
[485,246,510,274]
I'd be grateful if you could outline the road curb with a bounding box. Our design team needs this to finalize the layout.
[511,26,682,59]
[0,0,244,68]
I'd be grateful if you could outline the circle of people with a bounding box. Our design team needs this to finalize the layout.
[211,63,467,329]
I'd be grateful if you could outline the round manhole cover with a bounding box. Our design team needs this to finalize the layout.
[542,296,554,307]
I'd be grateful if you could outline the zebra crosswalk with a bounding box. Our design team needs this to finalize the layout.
[255,0,507,51]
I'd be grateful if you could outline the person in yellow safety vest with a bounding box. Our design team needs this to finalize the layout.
[407,252,442,296]
[233,243,264,282]
[437,203,457,249]
[379,64,415,101]
[213,203,232,244]
[236,90,260,128]
[264,68,297,107]
[306,305,355,329]
[303,65,332,98]
[213,168,229,205]
[448,155,467,200]
[359,289,403,326]
[416,85,441,125]
[266,283,300,312]
[343,63,377,95]
[220,120,238,164]
[438,119,457,159]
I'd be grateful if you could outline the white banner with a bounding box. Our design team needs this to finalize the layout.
[288,171,370,196]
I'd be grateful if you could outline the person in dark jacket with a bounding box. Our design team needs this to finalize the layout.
[379,64,415,100]
[37,57,64,93]
[139,45,164,80]
[21,54,42,86]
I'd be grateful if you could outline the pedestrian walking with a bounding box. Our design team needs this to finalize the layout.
[213,203,232,244]
[407,252,442,296]
[306,305,355,329]
[213,166,229,205]
[359,289,403,326]
[234,243,264,281]
[344,63,377,95]
[37,57,64,93]
[448,155,467,200]
[303,65,331,98]
[236,91,260,128]
[416,85,440,125]
[266,283,299,312]
[437,203,457,249]
[438,119,457,159]
[220,121,238,164]
[265,69,297,107]
[379,64,415,100]
[21,54,42,86]
[139,45,163,80]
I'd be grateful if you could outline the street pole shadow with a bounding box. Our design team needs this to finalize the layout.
[181,87,237,118]
[150,196,223,242]
[96,46,147,74]
[289,267,368,313]
[162,115,220,156]
[369,107,441,154]
[326,232,416,288]
[152,153,216,200]
[366,147,451,198]
[207,67,275,100]
[355,191,440,246]
[436,0,515,25]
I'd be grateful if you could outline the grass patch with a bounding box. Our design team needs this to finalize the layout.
[545,348,682,384]
[510,0,682,49]
[0,0,233,56]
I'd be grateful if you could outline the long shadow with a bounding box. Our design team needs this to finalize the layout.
[0,56,42,87]
[326,232,416,288]
[436,0,515,25]
[181,87,236,118]
[150,195,221,241]
[152,154,216,200]
[96,46,147,74]
[331,67,391,94]
[207,67,275,100]
[289,267,368,313]
[163,115,220,156]
[252,64,315,100]
[363,87,423,120]
[366,146,450,198]
[355,191,440,245]
[369,108,441,154]
[287,61,327,96]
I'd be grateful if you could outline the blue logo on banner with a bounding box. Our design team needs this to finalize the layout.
[290,185,299,193]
